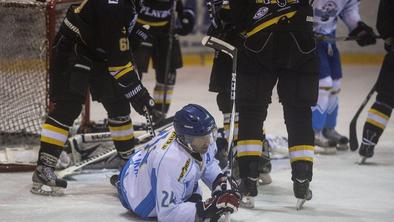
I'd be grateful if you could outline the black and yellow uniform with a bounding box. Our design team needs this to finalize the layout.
[229,0,318,200]
[34,0,154,189]
[131,0,194,116]
[359,0,394,159]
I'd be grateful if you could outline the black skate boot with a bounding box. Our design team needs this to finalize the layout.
[31,165,67,196]
[110,174,120,188]
[358,142,376,164]
[314,132,337,154]
[323,128,349,150]
[239,177,258,208]
[257,154,272,185]
[294,178,312,210]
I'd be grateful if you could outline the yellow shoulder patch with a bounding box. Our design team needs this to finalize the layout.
[162,131,176,150]
[178,158,191,182]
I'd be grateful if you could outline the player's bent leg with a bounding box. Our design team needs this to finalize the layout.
[236,104,267,208]
[359,100,392,161]
[32,101,82,195]
[103,100,135,161]
[323,79,349,150]
[283,105,314,205]
[312,77,336,152]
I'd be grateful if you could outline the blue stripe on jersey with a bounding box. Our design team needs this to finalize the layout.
[119,159,133,210]
[134,169,157,218]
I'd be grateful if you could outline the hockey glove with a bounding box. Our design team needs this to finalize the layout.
[348,21,377,47]
[129,24,153,48]
[121,81,155,116]
[196,190,241,220]
[212,173,227,197]
[175,9,195,36]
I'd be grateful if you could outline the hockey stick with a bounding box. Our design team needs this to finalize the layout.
[162,0,177,115]
[202,35,237,222]
[315,35,382,42]
[349,85,376,151]
[56,117,174,178]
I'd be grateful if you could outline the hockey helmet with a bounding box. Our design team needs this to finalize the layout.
[174,104,217,153]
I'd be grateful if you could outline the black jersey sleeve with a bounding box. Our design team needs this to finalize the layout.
[97,0,139,87]
[377,0,394,39]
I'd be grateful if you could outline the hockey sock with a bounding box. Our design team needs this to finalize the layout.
[153,82,174,114]
[312,87,331,132]
[108,116,135,160]
[361,101,392,147]
[223,112,239,141]
[39,117,70,168]
[325,79,341,129]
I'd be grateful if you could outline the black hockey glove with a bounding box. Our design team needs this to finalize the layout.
[348,21,377,47]
[121,81,155,116]
[196,190,241,220]
[129,24,153,48]
[212,173,227,197]
[175,8,195,36]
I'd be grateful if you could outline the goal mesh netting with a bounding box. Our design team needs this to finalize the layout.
[0,0,80,146]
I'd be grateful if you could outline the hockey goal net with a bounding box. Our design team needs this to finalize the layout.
[0,0,84,171]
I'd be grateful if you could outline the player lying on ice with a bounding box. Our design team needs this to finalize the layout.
[111,104,241,221]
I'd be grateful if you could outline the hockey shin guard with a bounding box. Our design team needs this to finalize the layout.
[108,116,135,160]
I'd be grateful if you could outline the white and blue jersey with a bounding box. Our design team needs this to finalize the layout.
[117,127,222,222]
[313,0,361,79]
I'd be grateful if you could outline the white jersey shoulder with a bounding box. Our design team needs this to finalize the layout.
[120,127,222,222]
[313,0,361,35]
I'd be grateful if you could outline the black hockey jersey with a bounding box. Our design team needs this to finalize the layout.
[377,0,394,39]
[229,0,314,37]
[136,0,176,32]
[59,0,138,86]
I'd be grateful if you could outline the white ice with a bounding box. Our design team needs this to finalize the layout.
[1,65,393,222]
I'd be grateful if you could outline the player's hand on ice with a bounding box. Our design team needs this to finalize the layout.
[196,190,241,220]
[348,21,377,47]
[122,81,155,116]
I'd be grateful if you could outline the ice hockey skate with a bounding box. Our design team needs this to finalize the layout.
[358,140,376,164]
[239,177,258,208]
[257,154,272,185]
[31,165,67,196]
[314,132,337,154]
[323,128,349,150]
[294,178,312,210]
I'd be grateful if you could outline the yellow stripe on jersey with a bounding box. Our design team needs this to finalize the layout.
[112,134,134,141]
[137,18,169,27]
[245,11,297,37]
[237,151,262,157]
[108,62,133,72]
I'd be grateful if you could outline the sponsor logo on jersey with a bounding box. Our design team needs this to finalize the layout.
[253,7,269,20]
[162,131,176,150]
[140,6,171,19]
[178,158,191,181]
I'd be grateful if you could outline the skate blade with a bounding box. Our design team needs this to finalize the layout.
[240,196,255,209]
[31,182,65,196]
[358,157,368,165]
[258,173,272,185]
[336,143,349,151]
[296,198,306,210]
[315,146,337,155]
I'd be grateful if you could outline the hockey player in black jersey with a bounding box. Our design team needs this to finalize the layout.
[228,0,317,209]
[130,0,195,121]
[357,0,394,164]
[205,0,272,186]
[31,0,155,196]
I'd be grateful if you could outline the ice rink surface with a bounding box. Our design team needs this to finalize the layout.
[1,65,393,222]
